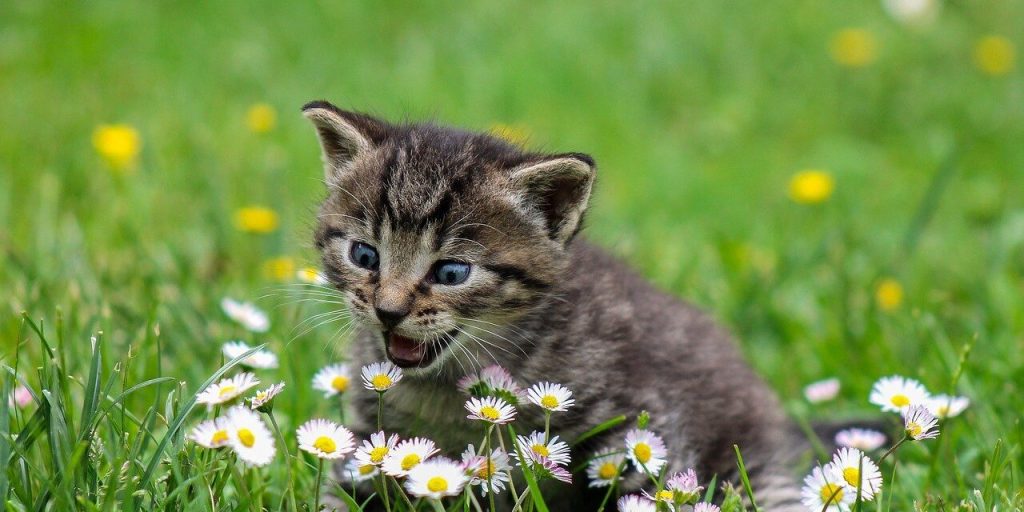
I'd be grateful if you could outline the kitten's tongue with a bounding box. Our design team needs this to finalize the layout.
[387,333,426,367]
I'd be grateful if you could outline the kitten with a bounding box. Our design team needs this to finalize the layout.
[303,100,805,510]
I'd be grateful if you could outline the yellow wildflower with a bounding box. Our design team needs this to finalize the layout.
[788,170,834,204]
[234,206,279,234]
[263,257,295,281]
[92,124,141,172]
[974,36,1015,76]
[829,28,878,68]
[246,103,277,134]
[875,278,904,311]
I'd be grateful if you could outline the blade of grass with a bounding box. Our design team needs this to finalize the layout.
[571,414,627,447]
[508,424,549,512]
[733,444,759,512]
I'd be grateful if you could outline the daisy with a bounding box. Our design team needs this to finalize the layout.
[835,428,887,452]
[624,428,668,474]
[514,431,571,466]
[220,298,270,332]
[189,418,231,448]
[354,431,401,467]
[382,437,439,477]
[460,445,511,495]
[903,405,939,440]
[225,406,276,466]
[222,341,278,369]
[694,504,721,512]
[641,488,679,504]
[457,364,525,403]
[405,457,469,500]
[532,456,572,484]
[312,363,351,397]
[527,382,575,412]
[926,394,970,419]
[585,448,625,488]
[801,465,853,511]
[248,382,285,412]
[617,494,656,512]
[804,378,841,403]
[196,372,260,406]
[465,396,517,424]
[361,361,403,392]
[667,468,704,501]
[297,419,356,460]
[296,267,328,284]
[869,375,930,413]
[827,448,883,500]
[340,458,379,483]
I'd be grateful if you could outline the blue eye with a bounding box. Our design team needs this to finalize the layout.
[433,261,471,285]
[349,242,379,270]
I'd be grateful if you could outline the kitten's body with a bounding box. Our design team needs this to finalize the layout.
[303,101,804,509]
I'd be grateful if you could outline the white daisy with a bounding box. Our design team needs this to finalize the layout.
[585,449,625,488]
[248,382,285,412]
[514,431,571,466]
[694,504,721,512]
[827,448,883,500]
[404,457,469,500]
[835,428,887,451]
[339,458,379,483]
[296,266,328,284]
[641,488,680,504]
[801,465,853,511]
[221,297,270,333]
[667,468,704,501]
[804,378,841,403]
[225,406,276,466]
[465,396,517,424]
[617,494,656,512]
[926,394,970,419]
[624,428,668,474]
[457,364,525,403]
[296,418,356,460]
[196,372,260,406]
[526,382,575,412]
[903,405,939,440]
[189,418,231,448]
[354,431,401,467]
[222,341,278,369]
[869,375,930,413]
[882,0,939,25]
[361,361,403,392]
[312,363,352,397]
[460,445,511,495]
[382,437,439,477]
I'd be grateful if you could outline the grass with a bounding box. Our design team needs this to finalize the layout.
[1,0,1023,510]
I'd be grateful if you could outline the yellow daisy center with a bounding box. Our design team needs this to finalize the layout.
[480,405,501,421]
[255,391,268,402]
[313,436,337,454]
[540,394,559,409]
[907,422,922,438]
[598,462,618,480]
[842,467,860,487]
[890,394,910,407]
[820,483,844,503]
[359,464,376,475]
[633,443,652,463]
[370,446,389,463]
[372,374,392,390]
[331,376,350,392]
[656,490,675,501]
[477,459,496,478]
[218,385,237,398]
[401,453,421,471]
[531,444,549,457]
[237,428,255,448]
[211,430,229,445]
[936,405,949,417]
[427,476,448,493]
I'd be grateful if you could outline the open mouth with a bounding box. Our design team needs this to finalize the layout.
[384,331,455,368]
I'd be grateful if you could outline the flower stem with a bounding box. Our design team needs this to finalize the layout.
[377,391,384,431]
[430,498,447,512]
[543,411,551,443]
[314,459,324,512]
[878,435,908,465]
[267,413,297,512]
[494,427,521,502]
[597,460,628,512]
[390,475,417,509]
[485,425,497,512]
[378,473,392,512]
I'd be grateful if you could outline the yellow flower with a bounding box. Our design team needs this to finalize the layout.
[974,36,1015,76]
[489,123,530,146]
[788,170,834,204]
[829,28,878,68]
[246,103,277,134]
[92,124,141,171]
[875,278,904,311]
[234,206,279,234]
[263,257,295,281]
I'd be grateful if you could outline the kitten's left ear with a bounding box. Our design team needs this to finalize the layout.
[510,153,596,244]
[302,101,388,185]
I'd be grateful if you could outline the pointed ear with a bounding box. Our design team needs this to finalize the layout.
[510,153,596,243]
[301,101,388,185]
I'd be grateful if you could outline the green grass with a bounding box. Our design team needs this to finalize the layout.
[2,0,1023,510]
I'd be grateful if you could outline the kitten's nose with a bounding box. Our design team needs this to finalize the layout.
[374,305,410,330]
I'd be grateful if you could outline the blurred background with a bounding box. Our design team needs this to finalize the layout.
[1,0,1022,501]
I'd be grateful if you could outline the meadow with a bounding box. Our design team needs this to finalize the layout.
[1,0,1022,510]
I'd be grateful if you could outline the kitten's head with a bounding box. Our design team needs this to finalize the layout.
[303,101,595,374]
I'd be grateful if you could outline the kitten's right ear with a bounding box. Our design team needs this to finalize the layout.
[302,101,387,185]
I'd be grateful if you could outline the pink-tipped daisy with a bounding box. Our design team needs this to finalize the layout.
[801,465,853,511]
[903,405,939,440]
[827,448,882,500]
[585,448,625,488]
[248,382,285,412]
[667,468,704,501]
[514,431,571,466]
[465,396,517,424]
[220,298,270,332]
[361,361,403,392]
[526,382,575,412]
[312,363,352,397]
[804,378,840,403]
[869,375,930,413]
[222,341,278,369]
[196,372,260,406]
[694,504,721,512]
[624,428,668,474]
[340,458,379,483]
[617,494,656,512]
[460,445,511,495]
[457,364,525,403]
[382,437,439,477]
[404,457,469,500]
[354,431,401,467]
[189,418,231,449]
[834,428,887,451]
[926,394,970,419]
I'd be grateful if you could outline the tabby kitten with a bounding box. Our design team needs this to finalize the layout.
[303,100,804,510]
